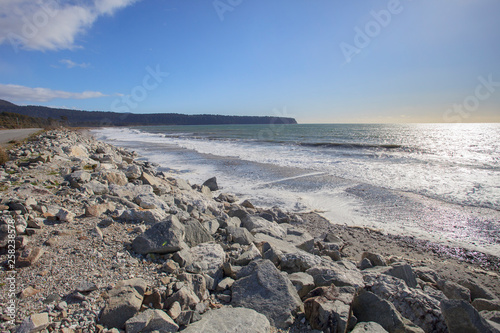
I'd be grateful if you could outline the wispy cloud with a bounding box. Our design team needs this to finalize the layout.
[0,83,107,102]
[59,59,90,69]
[0,0,138,52]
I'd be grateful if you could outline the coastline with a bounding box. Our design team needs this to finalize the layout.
[0,128,499,332]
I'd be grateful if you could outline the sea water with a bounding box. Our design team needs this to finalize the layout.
[92,123,500,256]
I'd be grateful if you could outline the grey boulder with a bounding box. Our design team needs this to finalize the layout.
[132,216,186,255]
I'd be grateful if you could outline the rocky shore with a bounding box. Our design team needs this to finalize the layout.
[0,128,499,333]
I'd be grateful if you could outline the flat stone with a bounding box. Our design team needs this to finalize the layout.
[181,307,271,333]
[242,215,286,239]
[16,247,44,268]
[16,313,50,333]
[186,243,226,281]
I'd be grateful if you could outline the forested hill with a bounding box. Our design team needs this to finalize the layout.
[0,100,298,127]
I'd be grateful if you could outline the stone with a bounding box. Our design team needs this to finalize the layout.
[102,170,128,186]
[363,272,447,333]
[360,258,373,270]
[181,307,271,333]
[168,301,182,320]
[56,208,75,223]
[110,183,154,200]
[351,322,389,333]
[231,259,302,328]
[361,251,387,267]
[280,252,323,273]
[82,180,109,195]
[143,289,163,309]
[472,299,500,312]
[216,277,235,291]
[202,177,218,191]
[458,279,498,301]
[85,203,114,217]
[482,311,500,325]
[306,261,364,288]
[125,164,142,180]
[125,309,179,333]
[217,193,238,203]
[241,199,255,209]
[352,290,424,333]
[173,248,193,267]
[178,273,209,302]
[241,215,286,239]
[132,216,187,255]
[201,218,220,235]
[184,219,214,247]
[68,144,88,158]
[414,267,440,284]
[16,247,44,268]
[226,226,254,245]
[284,226,315,253]
[386,264,418,288]
[141,172,164,187]
[437,279,471,302]
[233,243,262,266]
[76,281,98,293]
[16,312,50,333]
[186,243,226,281]
[19,286,41,299]
[288,272,315,299]
[304,289,354,333]
[440,299,499,333]
[99,278,146,329]
[164,286,200,311]
[134,194,169,210]
[67,170,91,188]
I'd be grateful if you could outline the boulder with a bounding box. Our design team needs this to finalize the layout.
[141,172,164,187]
[56,208,75,223]
[437,279,471,302]
[288,272,315,299]
[283,226,315,253]
[231,259,302,328]
[16,247,44,268]
[226,226,254,245]
[306,261,364,288]
[184,219,214,247]
[361,251,387,267]
[186,243,225,281]
[202,177,218,191]
[101,170,128,186]
[125,165,142,180]
[82,180,109,195]
[201,218,220,235]
[280,252,323,273]
[16,313,50,333]
[134,194,169,210]
[180,307,271,333]
[85,203,115,217]
[241,215,286,239]
[472,299,500,312]
[164,286,200,311]
[233,243,262,266]
[352,290,424,333]
[110,184,154,200]
[458,279,498,301]
[99,278,147,329]
[67,170,91,188]
[440,299,499,333]
[177,273,209,302]
[125,309,179,333]
[363,272,447,332]
[132,216,186,255]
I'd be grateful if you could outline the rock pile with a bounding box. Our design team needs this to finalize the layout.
[0,128,499,333]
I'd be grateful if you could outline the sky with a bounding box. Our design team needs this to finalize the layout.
[0,0,499,124]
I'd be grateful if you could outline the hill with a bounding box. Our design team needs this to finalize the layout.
[0,111,60,129]
[0,100,297,127]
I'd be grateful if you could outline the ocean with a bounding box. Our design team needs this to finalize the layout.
[92,123,500,257]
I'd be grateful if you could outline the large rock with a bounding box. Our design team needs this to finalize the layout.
[361,251,387,267]
[363,272,447,332]
[458,279,498,301]
[352,290,424,333]
[306,261,364,288]
[16,313,50,333]
[125,309,178,333]
[202,177,218,191]
[110,183,154,199]
[226,226,254,245]
[181,307,271,333]
[67,170,91,188]
[185,243,225,281]
[280,252,323,273]
[440,299,499,333]
[82,180,109,195]
[364,264,418,288]
[437,279,471,302]
[132,216,186,255]
[125,164,142,180]
[231,259,302,328]
[99,278,147,329]
[134,194,169,210]
[288,272,315,299]
[284,225,315,253]
[241,215,286,239]
[100,170,128,186]
[184,219,214,247]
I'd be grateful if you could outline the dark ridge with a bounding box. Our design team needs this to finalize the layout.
[0,100,298,127]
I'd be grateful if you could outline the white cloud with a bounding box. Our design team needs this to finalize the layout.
[59,59,90,68]
[0,0,138,52]
[0,83,107,102]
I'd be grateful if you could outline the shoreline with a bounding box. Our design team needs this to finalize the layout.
[0,128,499,332]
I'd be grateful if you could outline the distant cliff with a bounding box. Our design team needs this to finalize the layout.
[0,100,298,127]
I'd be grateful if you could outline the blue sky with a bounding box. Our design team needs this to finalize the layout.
[0,0,499,123]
